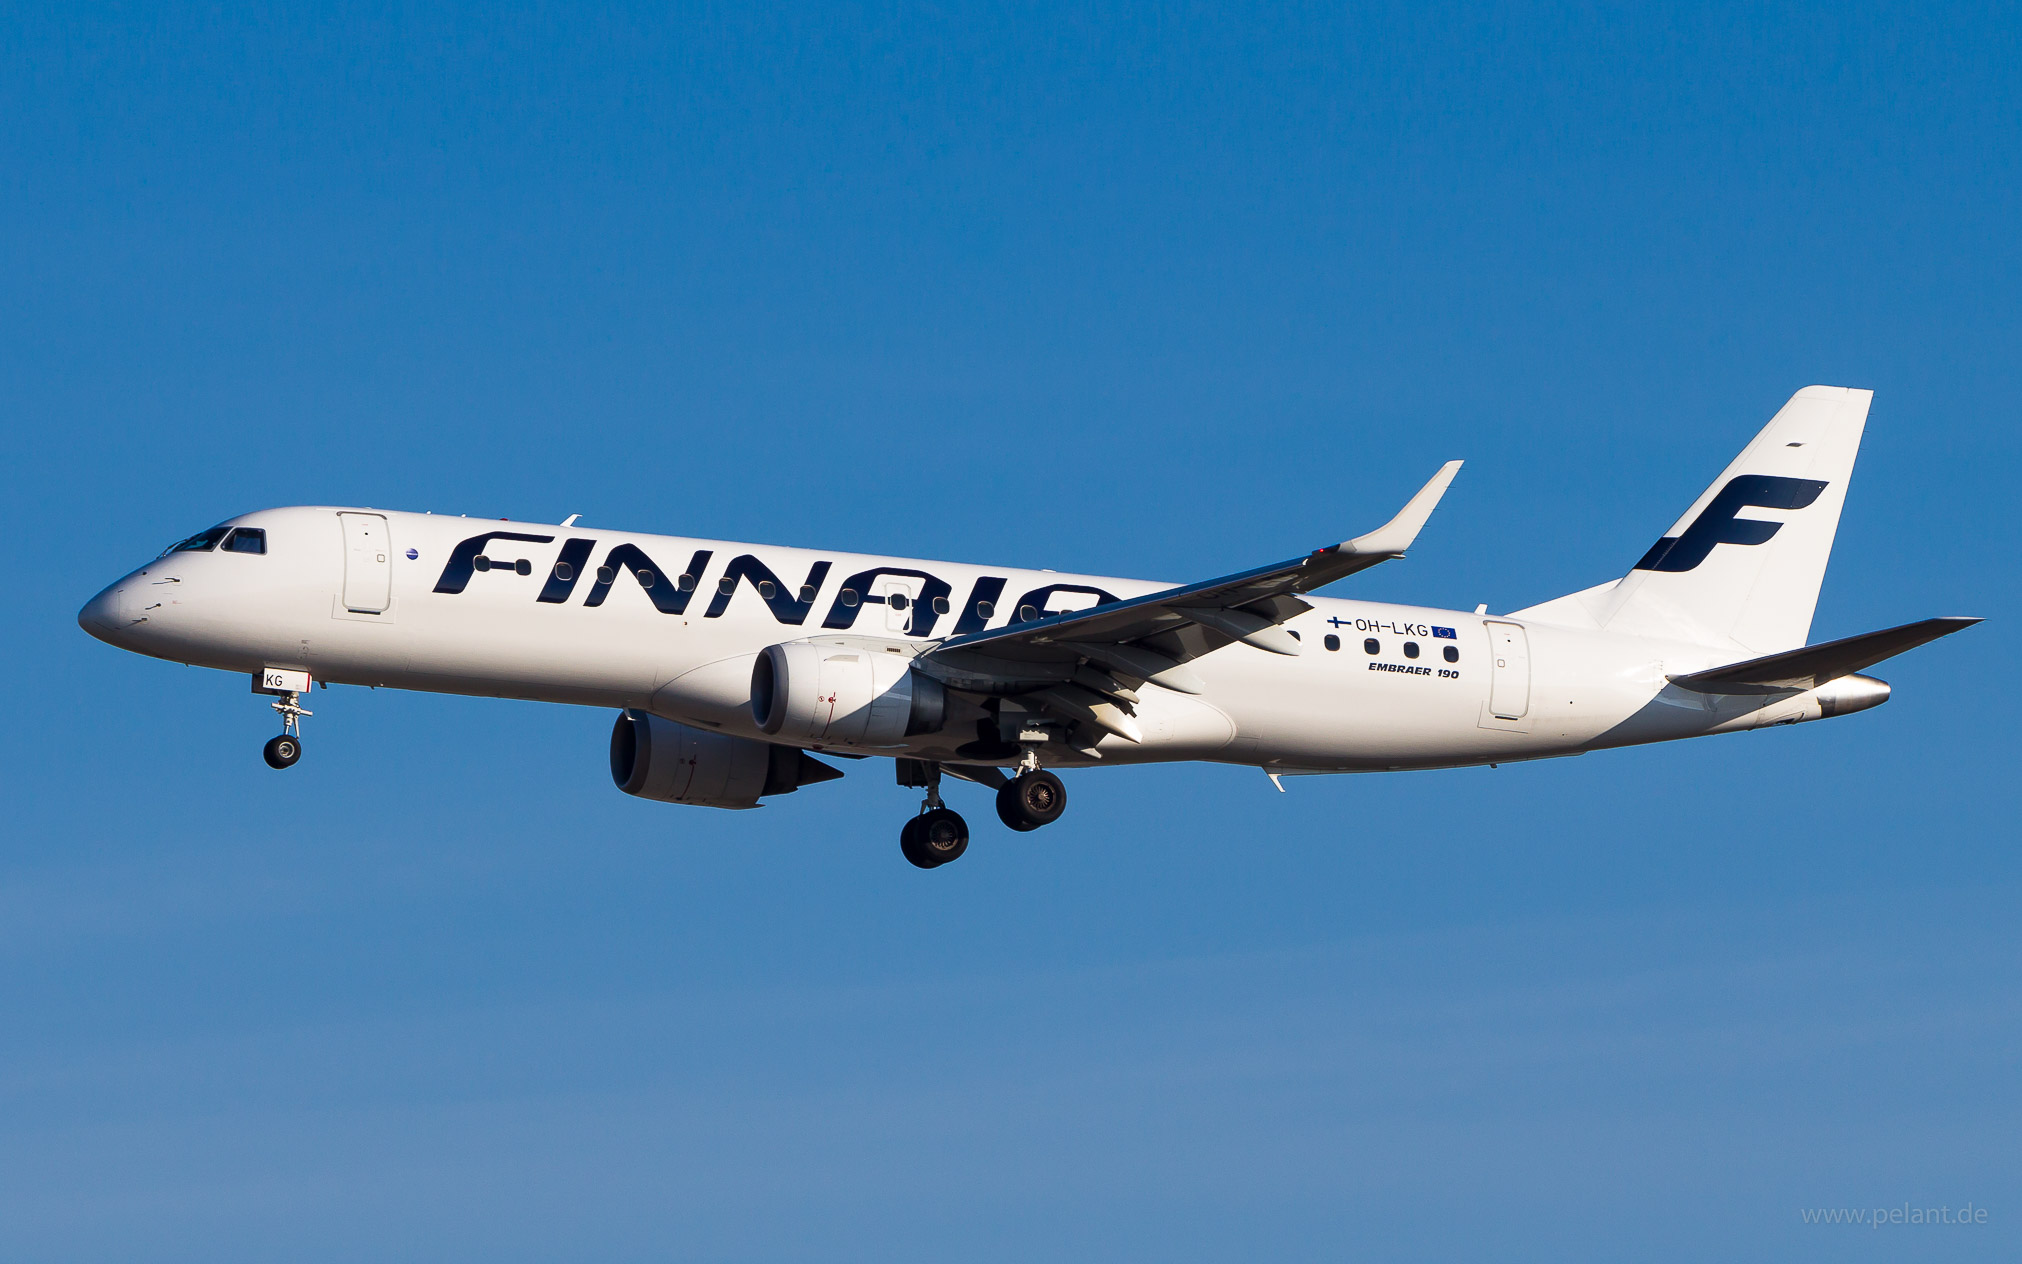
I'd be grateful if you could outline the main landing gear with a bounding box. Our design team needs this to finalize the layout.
[901,808,969,869]
[995,744,1067,833]
[996,768,1066,832]
[896,754,1068,869]
[899,762,969,869]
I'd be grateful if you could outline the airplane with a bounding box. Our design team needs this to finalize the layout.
[78,385,1977,868]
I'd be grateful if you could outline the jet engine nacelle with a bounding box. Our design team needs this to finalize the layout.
[610,711,842,809]
[751,639,946,746]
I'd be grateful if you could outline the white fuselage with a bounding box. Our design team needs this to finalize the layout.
[79,506,1868,775]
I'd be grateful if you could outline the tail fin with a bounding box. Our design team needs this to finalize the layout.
[1514,386,1872,652]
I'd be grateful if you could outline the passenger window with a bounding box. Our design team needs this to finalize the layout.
[1324,634,1340,651]
[1404,642,1420,659]
[553,561,575,581]
[1363,638,1380,655]
[757,580,777,599]
[222,528,267,554]
[840,588,859,606]
[798,583,817,602]
[637,568,656,588]
[889,592,909,611]
[975,600,994,619]
[932,596,950,614]
[1443,645,1459,663]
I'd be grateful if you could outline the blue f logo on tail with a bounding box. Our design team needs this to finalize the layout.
[1633,475,1829,573]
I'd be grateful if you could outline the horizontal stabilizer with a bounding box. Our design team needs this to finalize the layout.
[1668,616,1980,694]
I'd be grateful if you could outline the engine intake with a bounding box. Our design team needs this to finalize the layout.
[610,712,842,809]
[751,640,946,746]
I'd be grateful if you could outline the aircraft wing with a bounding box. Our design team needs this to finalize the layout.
[1667,616,1981,694]
[919,462,1461,746]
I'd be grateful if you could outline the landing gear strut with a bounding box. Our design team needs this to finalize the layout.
[898,760,969,869]
[262,689,310,769]
[893,754,1068,866]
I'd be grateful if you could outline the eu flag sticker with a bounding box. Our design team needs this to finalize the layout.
[1432,626,1456,639]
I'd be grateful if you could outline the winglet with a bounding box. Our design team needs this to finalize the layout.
[1340,460,1463,556]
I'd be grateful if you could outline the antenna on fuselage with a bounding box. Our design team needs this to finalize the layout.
[561,513,581,527]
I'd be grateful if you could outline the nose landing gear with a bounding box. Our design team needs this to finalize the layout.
[253,669,312,770]
[262,692,311,768]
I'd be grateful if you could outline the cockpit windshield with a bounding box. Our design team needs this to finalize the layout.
[159,525,267,557]
[162,526,231,556]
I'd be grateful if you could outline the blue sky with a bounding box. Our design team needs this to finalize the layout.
[2,2,2017,1260]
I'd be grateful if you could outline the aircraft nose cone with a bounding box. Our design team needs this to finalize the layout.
[78,583,128,645]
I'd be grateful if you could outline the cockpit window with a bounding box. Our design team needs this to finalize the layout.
[163,526,231,556]
[222,527,267,554]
